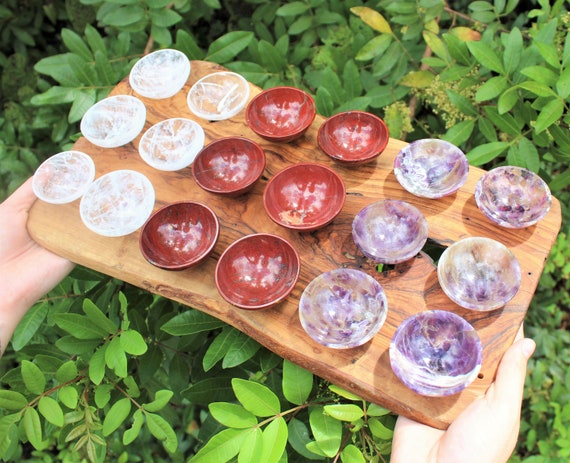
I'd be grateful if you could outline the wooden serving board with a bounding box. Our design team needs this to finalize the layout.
[28,60,562,429]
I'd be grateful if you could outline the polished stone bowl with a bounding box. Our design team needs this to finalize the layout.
[437,237,521,311]
[187,71,250,121]
[352,199,428,264]
[475,166,552,228]
[263,162,346,232]
[192,137,266,196]
[129,48,191,99]
[245,86,316,142]
[215,233,300,310]
[80,170,155,237]
[138,118,205,171]
[139,201,219,270]
[80,95,147,148]
[299,268,388,349]
[317,111,389,165]
[394,139,469,198]
[32,151,95,204]
[390,310,482,396]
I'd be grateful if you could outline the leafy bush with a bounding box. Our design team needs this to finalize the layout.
[1,0,569,461]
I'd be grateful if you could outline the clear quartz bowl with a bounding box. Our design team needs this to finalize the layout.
[80,95,147,148]
[390,310,482,397]
[138,118,205,171]
[32,151,95,204]
[129,49,191,99]
[299,268,388,349]
[475,166,552,228]
[80,170,155,237]
[394,139,469,198]
[187,71,250,121]
[437,237,521,311]
[352,199,428,264]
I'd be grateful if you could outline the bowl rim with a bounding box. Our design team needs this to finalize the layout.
[317,110,390,164]
[262,162,346,231]
[214,232,301,310]
[192,136,267,195]
[245,86,316,140]
[139,200,220,270]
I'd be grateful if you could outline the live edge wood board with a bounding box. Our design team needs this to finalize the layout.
[28,60,562,429]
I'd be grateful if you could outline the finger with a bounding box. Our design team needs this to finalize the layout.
[2,178,36,211]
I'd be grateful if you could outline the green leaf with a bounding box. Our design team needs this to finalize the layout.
[34,54,83,86]
[11,302,48,351]
[89,345,107,385]
[21,360,46,395]
[534,41,560,68]
[355,34,393,61]
[83,299,117,335]
[366,403,391,417]
[423,31,450,63]
[53,313,109,340]
[475,76,508,101]
[446,89,478,116]
[328,385,362,401]
[101,5,146,27]
[287,418,320,460]
[145,412,178,453]
[518,80,557,98]
[61,28,93,61]
[399,70,435,88]
[483,106,521,136]
[556,66,570,98]
[324,404,364,422]
[38,396,64,427]
[515,137,540,171]
[161,310,225,336]
[103,398,131,436]
[282,360,313,405]
[56,361,79,383]
[350,7,392,34]
[123,409,144,445]
[238,428,263,463]
[189,428,248,463]
[503,27,523,75]
[343,60,362,100]
[209,402,258,428]
[120,329,147,356]
[341,444,366,463]
[0,390,28,410]
[467,40,505,74]
[368,418,394,440]
[206,31,254,64]
[142,390,174,413]
[23,407,43,449]
[309,406,342,458]
[149,8,182,28]
[0,414,20,456]
[222,334,260,369]
[549,169,570,192]
[520,65,559,87]
[202,327,237,372]
[260,417,288,463]
[232,378,281,417]
[497,87,519,114]
[276,2,310,16]
[443,119,475,146]
[105,336,127,378]
[58,386,79,409]
[534,98,564,133]
[289,16,313,36]
[258,40,287,72]
[466,141,509,165]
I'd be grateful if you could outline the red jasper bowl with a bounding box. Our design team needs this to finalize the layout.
[245,86,316,142]
[263,162,346,232]
[215,233,301,310]
[192,137,266,196]
[139,201,219,270]
[318,111,389,165]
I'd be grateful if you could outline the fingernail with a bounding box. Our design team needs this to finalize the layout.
[520,338,536,359]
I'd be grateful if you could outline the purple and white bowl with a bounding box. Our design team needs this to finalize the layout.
[475,166,551,228]
[299,268,388,349]
[394,139,469,198]
[390,310,482,397]
[437,237,521,311]
[352,200,428,264]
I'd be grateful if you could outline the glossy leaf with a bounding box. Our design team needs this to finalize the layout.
[123,409,144,445]
[161,310,225,336]
[89,345,107,385]
[341,444,366,463]
[309,406,342,458]
[556,66,570,98]
[503,27,523,75]
[83,299,117,335]
[366,403,392,417]
[287,418,321,460]
[282,360,313,405]
[145,412,178,453]
[23,407,43,449]
[368,418,394,440]
[260,417,288,463]
[120,329,147,356]
[475,76,508,101]
[221,332,260,369]
[467,40,505,74]
[11,301,48,351]
[238,428,263,463]
[206,31,254,64]
[324,404,364,422]
[355,34,393,61]
[466,141,509,165]
[443,119,475,146]
[21,360,46,395]
[53,313,109,340]
[103,398,131,436]
[535,98,564,133]
[209,402,257,428]
[276,2,310,16]
[105,336,127,378]
[142,390,173,413]
[518,80,557,98]
[497,87,519,114]
[61,28,92,61]
[58,386,79,409]
[0,390,28,410]
[189,428,248,463]
[232,378,281,417]
[38,396,64,427]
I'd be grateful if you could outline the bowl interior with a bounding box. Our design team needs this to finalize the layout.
[394,139,469,198]
[299,268,388,348]
[475,166,552,228]
[193,137,266,195]
[140,202,219,269]
[263,163,346,231]
[215,234,300,309]
[352,200,428,264]
[390,310,482,396]
[437,237,521,311]
[246,87,315,139]
[318,111,389,163]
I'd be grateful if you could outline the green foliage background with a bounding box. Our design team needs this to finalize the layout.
[1,0,569,461]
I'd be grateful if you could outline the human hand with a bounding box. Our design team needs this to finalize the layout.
[391,326,535,463]
[0,178,75,354]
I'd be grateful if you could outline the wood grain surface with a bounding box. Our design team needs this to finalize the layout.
[28,60,562,429]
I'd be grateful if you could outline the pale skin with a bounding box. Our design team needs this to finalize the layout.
[1,179,535,462]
